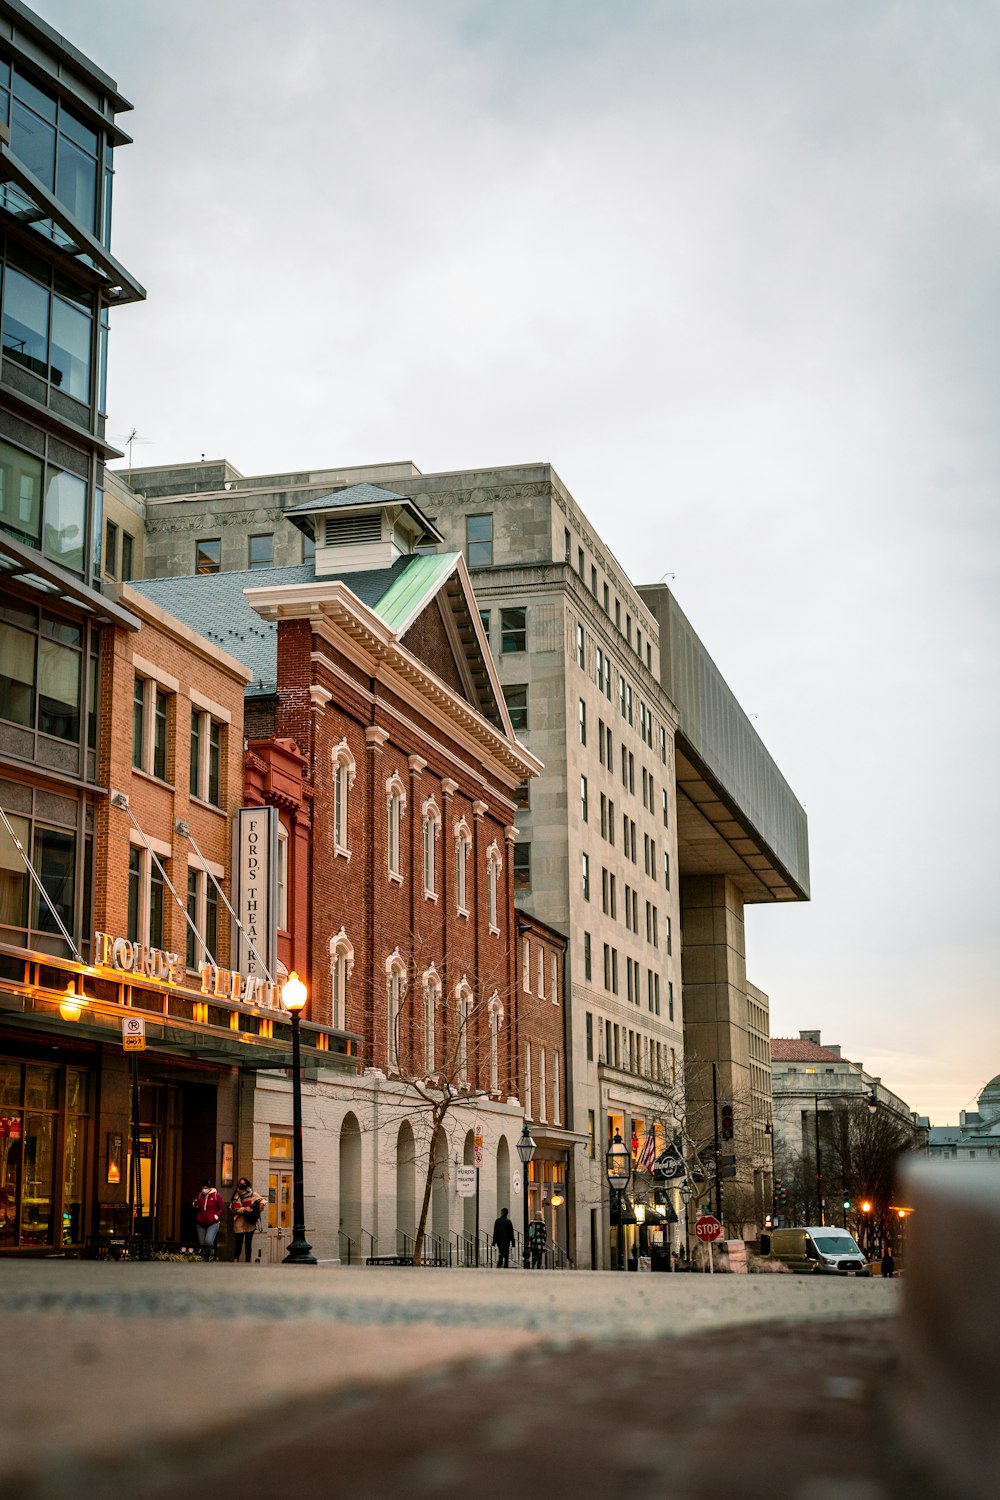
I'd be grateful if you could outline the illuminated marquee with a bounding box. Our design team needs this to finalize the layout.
[92,932,280,1009]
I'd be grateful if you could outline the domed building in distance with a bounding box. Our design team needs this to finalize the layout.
[928,1076,1000,1162]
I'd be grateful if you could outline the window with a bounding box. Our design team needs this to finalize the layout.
[500,607,526,653]
[602,868,616,919]
[104,519,118,579]
[422,796,441,897]
[121,531,134,582]
[663,851,670,891]
[329,930,354,1032]
[588,1110,596,1158]
[662,787,669,827]
[580,775,588,823]
[133,675,170,781]
[127,842,166,949]
[189,707,222,805]
[455,817,472,912]
[513,841,531,891]
[466,513,493,567]
[615,599,621,630]
[578,698,587,745]
[486,841,502,934]
[479,609,491,642]
[248,534,273,569]
[185,866,219,970]
[386,771,406,882]
[503,684,528,731]
[332,739,356,856]
[576,623,585,669]
[626,613,632,645]
[456,979,474,1087]
[276,823,288,930]
[523,936,531,991]
[422,966,441,1073]
[0,600,83,745]
[551,952,558,1003]
[386,950,407,1071]
[0,437,87,576]
[488,994,503,1093]
[553,1052,561,1124]
[583,931,592,981]
[586,1013,594,1061]
[2,257,94,407]
[659,726,667,764]
[513,780,530,810]
[564,527,571,562]
[537,946,545,998]
[525,1042,532,1117]
[665,914,672,955]
[539,1046,547,1121]
[591,564,598,595]
[0,805,77,946]
[196,538,220,574]
[577,546,584,577]
[603,582,610,613]
[581,851,590,901]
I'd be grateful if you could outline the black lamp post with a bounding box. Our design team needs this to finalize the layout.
[281,971,316,1265]
[605,1129,631,1271]
[517,1122,536,1268]
[680,1180,692,1265]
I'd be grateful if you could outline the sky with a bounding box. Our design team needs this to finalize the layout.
[41,0,999,1122]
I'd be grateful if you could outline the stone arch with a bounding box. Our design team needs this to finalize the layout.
[396,1120,416,1255]
[339,1112,362,1261]
[463,1128,476,1236]
[496,1134,511,1217]
[431,1125,450,1251]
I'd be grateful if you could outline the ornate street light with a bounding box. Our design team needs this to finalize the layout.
[516,1123,536,1268]
[281,971,316,1265]
[605,1129,631,1271]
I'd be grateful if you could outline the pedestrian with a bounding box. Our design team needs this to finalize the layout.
[230,1176,265,1262]
[528,1213,547,1269]
[192,1178,224,1261]
[880,1246,895,1278]
[491,1207,515,1267]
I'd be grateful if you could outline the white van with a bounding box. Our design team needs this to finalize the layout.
[764,1226,869,1276]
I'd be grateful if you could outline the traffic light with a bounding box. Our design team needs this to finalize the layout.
[720,1103,734,1141]
[843,1199,851,1212]
[773,1178,788,1206]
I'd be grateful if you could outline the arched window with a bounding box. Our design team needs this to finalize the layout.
[332,739,356,857]
[422,796,441,898]
[525,1041,532,1117]
[486,840,502,935]
[454,976,474,1087]
[454,817,472,915]
[386,771,407,882]
[328,927,355,1031]
[539,1046,547,1122]
[276,822,289,930]
[385,948,407,1071]
[422,964,441,1076]
[488,992,504,1094]
[552,1051,561,1124]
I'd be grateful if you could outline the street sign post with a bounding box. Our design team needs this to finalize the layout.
[473,1119,484,1169]
[695,1213,724,1275]
[653,1148,684,1180]
[122,1015,145,1051]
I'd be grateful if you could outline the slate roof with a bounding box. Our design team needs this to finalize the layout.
[285,482,408,515]
[131,556,422,690]
[770,1039,848,1064]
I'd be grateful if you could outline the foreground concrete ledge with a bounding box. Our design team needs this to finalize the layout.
[896,1161,1000,1500]
[0,1263,898,1493]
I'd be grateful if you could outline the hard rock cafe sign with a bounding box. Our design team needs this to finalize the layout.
[92,931,280,1009]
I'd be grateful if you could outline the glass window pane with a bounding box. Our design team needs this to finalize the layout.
[13,72,57,123]
[0,619,35,727]
[43,469,87,574]
[0,441,42,547]
[24,1065,56,1111]
[208,720,221,805]
[32,826,75,935]
[500,607,526,653]
[3,267,50,380]
[11,97,56,190]
[50,296,92,401]
[149,859,164,948]
[37,635,80,740]
[248,534,272,568]
[55,133,97,232]
[0,813,30,930]
[127,846,140,942]
[63,1113,87,1244]
[153,689,168,780]
[67,1067,88,1115]
[186,869,199,969]
[196,538,220,574]
[21,1112,55,1246]
[121,531,134,581]
[132,677,144,767]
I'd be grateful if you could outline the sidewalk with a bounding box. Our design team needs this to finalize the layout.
[2,1263,901,1500]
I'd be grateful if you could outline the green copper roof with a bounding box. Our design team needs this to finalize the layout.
[373,551,458,633]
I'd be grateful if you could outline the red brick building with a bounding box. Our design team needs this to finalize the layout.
[516,908,574,1262]
[134,484,545,1262]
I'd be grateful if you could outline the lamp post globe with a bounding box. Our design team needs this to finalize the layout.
[517,1123,536,1268]
[281,971,316,1265]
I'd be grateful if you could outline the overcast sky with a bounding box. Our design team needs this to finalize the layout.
[45,1,999,1122]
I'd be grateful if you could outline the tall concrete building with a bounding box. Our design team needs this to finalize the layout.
[118,454,809,1260]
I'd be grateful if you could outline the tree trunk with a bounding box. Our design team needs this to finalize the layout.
[412,1106,446,1266]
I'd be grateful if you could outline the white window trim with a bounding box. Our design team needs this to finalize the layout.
[329,927,355,1032]
[385,947,407,1072]
[488,991,503,1095]
[486,839,502,935]
[422,964,441,1075]
[422,795,441,901]
[455,977,474,1087]
[276,823,289,932]
[454,817,472,917]
[523,936,531,992]
[386,771,407,884]
[332,739,356,860]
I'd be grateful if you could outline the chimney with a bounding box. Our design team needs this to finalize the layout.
[799,1030,822,1045]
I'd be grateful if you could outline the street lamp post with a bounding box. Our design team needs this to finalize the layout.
[517,1122,536,1269]
[281,971,316,1266]
[680,1181,693,1266]
[605,1129,631,1271]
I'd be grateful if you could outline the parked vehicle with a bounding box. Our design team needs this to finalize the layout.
[761,1226,869,1276]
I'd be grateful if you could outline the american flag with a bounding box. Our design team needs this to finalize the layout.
[637,1129,658,1174]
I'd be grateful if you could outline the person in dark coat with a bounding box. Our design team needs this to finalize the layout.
[492,1207,515,1267]
[881,1247,895,1278]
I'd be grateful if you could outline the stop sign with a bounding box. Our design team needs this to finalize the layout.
[695,1214,723,1242]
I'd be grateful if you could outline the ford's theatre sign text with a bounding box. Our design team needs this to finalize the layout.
[92,931,280,1008]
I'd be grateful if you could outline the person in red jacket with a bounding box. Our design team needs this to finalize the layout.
[230,1177,265,1263]
[193,1179,224,1261]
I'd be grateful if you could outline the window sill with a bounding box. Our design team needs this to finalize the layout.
[456,907,469,920]
[132,767,174,791]
[488,924,500,937]
[424,889,438,903]
[190,794,225,817]
[334,845,352,862]
[388,871,403,886]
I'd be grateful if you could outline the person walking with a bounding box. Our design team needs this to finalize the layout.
[528,1213,547,1269]
[230,1177,265,1263]
[880,1246,895,1278]
[192,1179,224,1261]
[492,1207,515,1268]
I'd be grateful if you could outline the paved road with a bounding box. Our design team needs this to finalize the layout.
[2,1263,900,1500]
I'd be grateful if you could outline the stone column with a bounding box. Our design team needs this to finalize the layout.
[678,874,752,1149]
